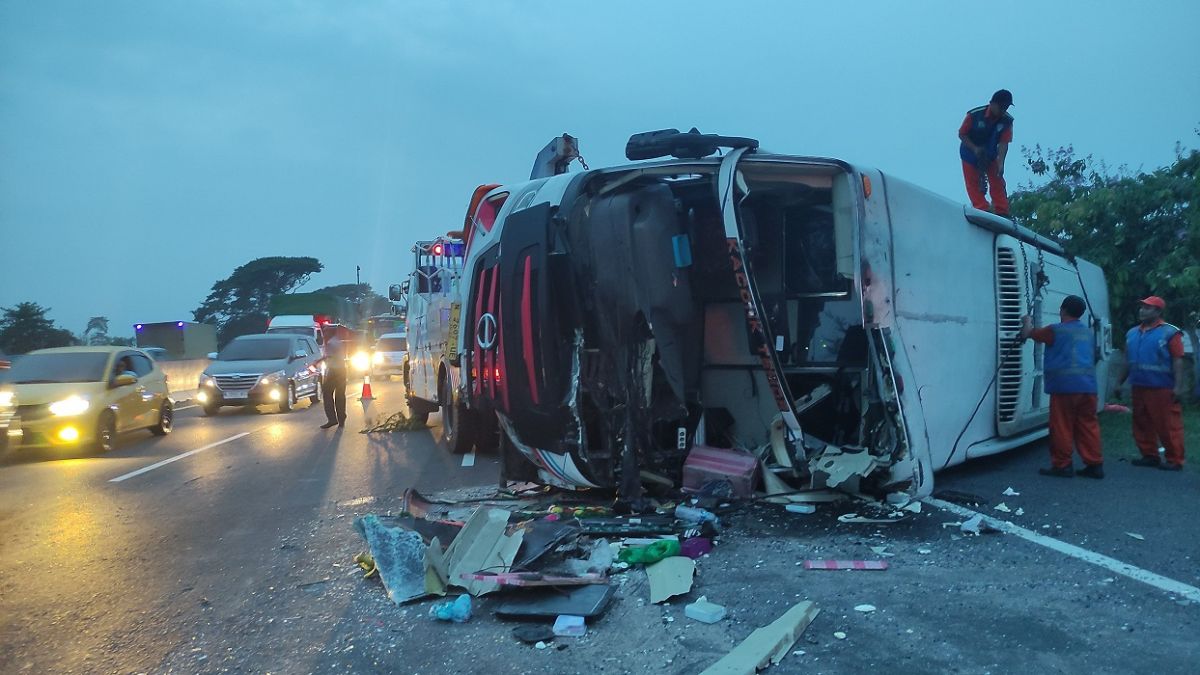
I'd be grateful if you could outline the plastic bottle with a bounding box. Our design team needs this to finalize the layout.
[675,505,720,526]
[617,539,681,564]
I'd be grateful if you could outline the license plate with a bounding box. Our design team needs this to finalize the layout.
[224,390,249,400]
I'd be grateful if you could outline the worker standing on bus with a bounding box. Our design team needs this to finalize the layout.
[1114,296,1187,470]
[320,330,348,429]
[959,89,1014,217]
[1020,295,1104,478]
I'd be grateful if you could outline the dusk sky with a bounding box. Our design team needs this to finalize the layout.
[2,1,1197,339]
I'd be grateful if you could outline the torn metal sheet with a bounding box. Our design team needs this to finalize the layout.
[768,414,794,469]
[443,508,525,596]
[646,556,695,604]
[811,447,877,488]
[353,515,431,604]
[512,517,582,571]
[699,601,820,675]
[460,572,606,587]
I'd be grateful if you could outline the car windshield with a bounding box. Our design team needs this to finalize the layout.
[376,337,407,351]
[217,338,291,361]
[4,352,110,384]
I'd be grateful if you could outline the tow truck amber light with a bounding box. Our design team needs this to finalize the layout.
[58,427,80,442]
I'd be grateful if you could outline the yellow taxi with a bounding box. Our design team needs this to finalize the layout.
[0,346,173,453]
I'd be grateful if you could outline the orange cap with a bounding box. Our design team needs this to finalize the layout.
[1139,296,1166,309]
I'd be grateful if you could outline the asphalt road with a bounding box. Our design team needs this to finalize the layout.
[0,388,1196,674]
[0,379,499,674]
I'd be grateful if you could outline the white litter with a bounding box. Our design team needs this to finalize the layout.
[853,604,876,613]
[902,502,922,514]
[869,546,895,558]
[1002,487,1021,496]
[994,502,1012,513]
[960,514,985,535]
[1126,532,1146,541]
[1015,508,1025,516]
[917,548,932,554]
[833,632,847,640]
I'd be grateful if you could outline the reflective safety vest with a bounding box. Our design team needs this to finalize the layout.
[1126,323,1180,389]
[959,105,1013,165]
[1044,320,1097,394]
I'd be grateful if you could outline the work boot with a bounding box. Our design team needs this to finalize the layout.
[1078,463,1105,479]
[320,420,338,429]
[1130,456,1161,467]
[1039,466,1074,478]
[1159,462,1183,472]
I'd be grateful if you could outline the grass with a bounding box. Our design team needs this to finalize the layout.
[1098,403,1200,472]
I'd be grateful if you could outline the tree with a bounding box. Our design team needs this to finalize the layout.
[193,256,323,346]
[0,302,79,354]
[312,283,393,324]
[83,316,110,345]
[1010,142,1200,344]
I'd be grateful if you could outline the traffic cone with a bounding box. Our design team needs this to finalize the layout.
[360,374,374,401]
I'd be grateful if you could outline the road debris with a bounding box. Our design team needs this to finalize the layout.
[685,596,727,623]
[868,546,895,557]
[958,514,1000,535]
[1002,487,1021,496]
[994,502,1013,513]
[429,594,472,622]
[1126,532,1146,541]
[512,625,556,644]
[680,536,714,559]
[804,560,889,570]
[699,601,820,674]
[552,614,587,637]
[683,445,760,498]
[834,631,847,640]
[495,584,616,619]
[353,514,433,604]
[853,604,876,613]
[647,556,695,603]
[618,539,681,564]
[785,504,817,514]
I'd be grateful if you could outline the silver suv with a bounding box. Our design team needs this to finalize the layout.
[197,334,321,415]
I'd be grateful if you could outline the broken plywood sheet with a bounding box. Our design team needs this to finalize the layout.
[760,466,846,505]
[810,447,877,488]
[647,556,695,604]
[442,507,525,596]
[699,601,821,675]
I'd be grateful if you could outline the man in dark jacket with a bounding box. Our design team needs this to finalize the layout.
[320,331,348,429]
[959,89,1014,217]
[1021,295,1103,478]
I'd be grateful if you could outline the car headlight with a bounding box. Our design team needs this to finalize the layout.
[49,395,90,416]
[261,369,287,385]
[0,391,13,407]
[350,352,371,372]
[372,352,385,365]
[201,375,216,388]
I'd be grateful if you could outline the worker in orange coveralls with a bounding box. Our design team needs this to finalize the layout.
[1115,296,1187,471]
[959,89,1014,216]
[1020,295,1103,478]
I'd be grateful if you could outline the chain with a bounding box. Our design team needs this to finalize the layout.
[576,154,590,171]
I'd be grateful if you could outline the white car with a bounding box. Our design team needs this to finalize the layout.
[371,333,407,377]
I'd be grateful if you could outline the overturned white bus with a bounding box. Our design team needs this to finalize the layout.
[447,130,1112,499]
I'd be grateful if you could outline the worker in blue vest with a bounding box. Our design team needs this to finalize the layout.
[1114,296,1187,470]
[959,89,1014,217]
[1021,295,1103,478]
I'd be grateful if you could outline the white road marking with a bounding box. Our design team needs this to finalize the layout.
[461,450,476,467]
[109,432,251,483]
[174,405,198,412]
[925,497,1200,604]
